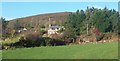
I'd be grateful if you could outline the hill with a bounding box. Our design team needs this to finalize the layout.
[7,12,71,29]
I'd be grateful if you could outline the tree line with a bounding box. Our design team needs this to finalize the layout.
[64,7,119,38]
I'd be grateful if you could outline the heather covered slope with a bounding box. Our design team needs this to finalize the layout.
[7,12,71,29]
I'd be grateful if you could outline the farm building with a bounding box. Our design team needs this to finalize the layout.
[48,25,65,35]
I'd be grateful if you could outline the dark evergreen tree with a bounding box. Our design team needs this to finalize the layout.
[0,17,7,39]
[65,10,86,36]
[91,7,112,32]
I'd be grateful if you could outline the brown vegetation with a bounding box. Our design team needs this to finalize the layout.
[7,12,71,30]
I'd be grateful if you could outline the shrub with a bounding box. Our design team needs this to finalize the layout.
[96,34,104,41]
[10,36,66,48]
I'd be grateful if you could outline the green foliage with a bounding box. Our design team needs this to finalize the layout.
[39,25,46,31]
[91,8,119,33]
[109,10,119,32]
[65,7,119,35]
[118,17,120,35]
[92,10,109,32]
[65,10,86,36]
[40,25,45,28]
[4,34,65,48]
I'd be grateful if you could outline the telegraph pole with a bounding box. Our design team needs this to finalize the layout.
[49,17,51,28]
[87,23,88,35]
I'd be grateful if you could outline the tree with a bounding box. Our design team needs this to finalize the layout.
[91,8,112,32]
[65,10,86,36]
[118,16,120,36]
[109,10,119,33]
[0,17,8,39]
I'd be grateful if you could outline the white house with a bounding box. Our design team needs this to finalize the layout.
[48,26,64,35]
[23,28,27,31]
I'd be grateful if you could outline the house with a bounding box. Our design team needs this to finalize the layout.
[18,27,27,33]
[48,26,65,35]
[23,28,27,31]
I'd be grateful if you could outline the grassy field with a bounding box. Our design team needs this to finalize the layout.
[2,42,118,59]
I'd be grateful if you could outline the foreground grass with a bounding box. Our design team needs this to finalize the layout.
[2,42,118,59]
[0,50,2,60]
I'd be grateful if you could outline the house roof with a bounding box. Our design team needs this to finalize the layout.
[50,26,61,29]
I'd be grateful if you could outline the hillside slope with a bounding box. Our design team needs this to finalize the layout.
[7,12,71,29]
